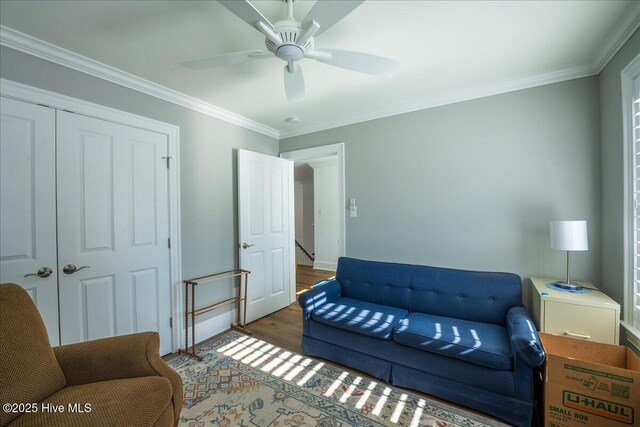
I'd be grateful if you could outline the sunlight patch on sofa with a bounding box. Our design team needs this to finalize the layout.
[460,329,482,355]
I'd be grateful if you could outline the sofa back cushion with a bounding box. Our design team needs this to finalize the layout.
[411,265,521,325]
[336,257,413,310]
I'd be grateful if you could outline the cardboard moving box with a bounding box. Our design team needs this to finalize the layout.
[540,333,640,427]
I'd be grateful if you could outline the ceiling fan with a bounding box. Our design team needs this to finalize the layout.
[180,0,401,102]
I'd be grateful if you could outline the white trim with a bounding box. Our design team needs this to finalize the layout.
[621,321,640,354]
[2,0,639,141]
[279,65,594,139]
[313,261,338,272]
[592,1,640,74]
[281,0,640,140]
[0,26,279,139]
[0,78,184,353]
[622,53,640,331]
[287,160,296,305]
[187,310,235,347]
[280,143,346,288]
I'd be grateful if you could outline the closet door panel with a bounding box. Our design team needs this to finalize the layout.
[57,111,172,354]
[0,97,59,345]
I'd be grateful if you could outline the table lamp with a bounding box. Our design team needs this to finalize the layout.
[550,220,588,289]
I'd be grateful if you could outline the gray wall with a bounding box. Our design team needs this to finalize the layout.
[281,77,602,305]
[599,29,640,311]
[0,46,279,279]
[0,46,279,330]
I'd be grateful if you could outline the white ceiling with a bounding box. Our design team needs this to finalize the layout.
[0,1,637,138]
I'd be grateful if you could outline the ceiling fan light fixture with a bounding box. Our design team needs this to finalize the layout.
[276,44,304,62]
[184,0,398,102]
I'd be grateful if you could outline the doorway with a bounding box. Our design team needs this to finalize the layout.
[294,163,315,267]
[281,143,346,298]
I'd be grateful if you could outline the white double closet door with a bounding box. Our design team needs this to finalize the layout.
[0,97,172,354]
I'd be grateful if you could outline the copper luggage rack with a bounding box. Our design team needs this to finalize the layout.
[179,269,251,360]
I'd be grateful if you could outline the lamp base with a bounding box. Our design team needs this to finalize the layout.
[553,281,582,291]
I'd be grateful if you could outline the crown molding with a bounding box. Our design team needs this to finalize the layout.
[2,0,639,142]
[282,3,640,140]
[280,64,595,139]
[591,1,640,74]
[0,25,280,139]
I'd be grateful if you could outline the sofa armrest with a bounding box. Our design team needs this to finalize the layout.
[53,332,183,424]
[506,306,545,368]
[298,278,341,319]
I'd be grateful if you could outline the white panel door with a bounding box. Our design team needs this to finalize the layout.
[56,111,172,354]
[238,149,293,322]
[0,97,59,345]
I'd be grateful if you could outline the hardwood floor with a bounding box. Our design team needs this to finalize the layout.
[247,265,334,353]
[165,265,508,425]
[163,266,332,361]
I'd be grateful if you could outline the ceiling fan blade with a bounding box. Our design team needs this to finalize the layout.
[249,52,276,59]
[180,51,264,69]
[315,49,401,78]
[302,0,364,36]
[284,63,305,102]
[218,0,275,31]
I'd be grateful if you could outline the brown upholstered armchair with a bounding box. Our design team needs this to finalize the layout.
[0,283,183,427]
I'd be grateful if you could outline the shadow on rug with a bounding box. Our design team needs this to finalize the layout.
[168,332,508,427]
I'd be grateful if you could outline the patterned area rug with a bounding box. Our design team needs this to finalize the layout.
[168,332,508,427]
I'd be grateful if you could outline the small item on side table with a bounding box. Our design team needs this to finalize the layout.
[545,282,592,293]
[530,277,620,345]
[179,269,251,360]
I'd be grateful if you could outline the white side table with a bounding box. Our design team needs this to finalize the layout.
[530,277,620,345]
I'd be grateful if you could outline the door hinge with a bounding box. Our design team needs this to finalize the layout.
[168,238,171,249]
[169,317,173,328]
[162,156,172,169]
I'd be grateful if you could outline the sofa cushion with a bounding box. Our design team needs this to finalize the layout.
[393,313,513,371]
[308,320,517,397]
[311,297,408,340]
[410,265,521,325]
[336,257,413,310]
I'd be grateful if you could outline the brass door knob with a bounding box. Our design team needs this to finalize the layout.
[62,264,90,275]
[24,267,53,278]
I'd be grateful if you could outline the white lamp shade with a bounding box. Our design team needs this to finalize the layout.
[550,220,588,251]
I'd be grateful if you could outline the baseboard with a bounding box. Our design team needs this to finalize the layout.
[185,309,236,347]
[313,261,337,271]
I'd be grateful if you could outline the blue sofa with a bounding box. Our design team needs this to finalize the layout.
[298,257,545,427]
